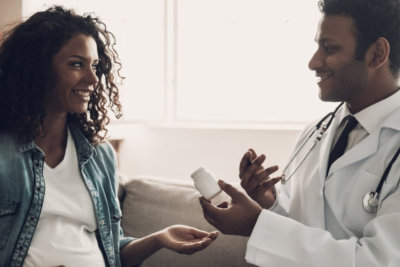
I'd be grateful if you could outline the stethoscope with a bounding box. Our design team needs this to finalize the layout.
[280,102,400,214]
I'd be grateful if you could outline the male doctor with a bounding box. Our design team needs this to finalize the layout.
[200,0,400,266]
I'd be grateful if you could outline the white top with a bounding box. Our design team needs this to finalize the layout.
[23,129,106,267]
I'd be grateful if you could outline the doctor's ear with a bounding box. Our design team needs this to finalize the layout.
[365,37,390,69]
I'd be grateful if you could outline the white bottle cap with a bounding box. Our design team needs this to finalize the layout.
[191,167,222,200]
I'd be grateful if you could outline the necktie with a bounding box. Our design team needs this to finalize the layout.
[327,116,358,173]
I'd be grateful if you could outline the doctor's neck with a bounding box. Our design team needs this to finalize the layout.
[346,84,399,114]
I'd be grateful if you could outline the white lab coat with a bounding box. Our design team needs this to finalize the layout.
[245,107,400,267]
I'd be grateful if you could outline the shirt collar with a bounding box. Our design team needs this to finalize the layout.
[336,89,400,134]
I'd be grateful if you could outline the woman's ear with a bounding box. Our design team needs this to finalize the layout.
[366,37,390,69]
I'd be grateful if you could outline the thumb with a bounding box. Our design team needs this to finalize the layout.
[218,180,242,199]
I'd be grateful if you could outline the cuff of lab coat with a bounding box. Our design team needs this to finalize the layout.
[245,210,307,266]
[245,210,356,267]
[268,188,289,216]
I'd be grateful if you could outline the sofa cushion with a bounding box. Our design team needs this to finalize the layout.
[121,176,255,267]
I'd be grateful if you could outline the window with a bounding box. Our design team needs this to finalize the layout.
[22,0,336,127]
[176,0,336,125]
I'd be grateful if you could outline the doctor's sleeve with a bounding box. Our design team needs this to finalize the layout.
[267,122,316,217]
[245,188,400,267]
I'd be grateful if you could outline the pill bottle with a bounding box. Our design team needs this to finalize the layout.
[191,167,222,200]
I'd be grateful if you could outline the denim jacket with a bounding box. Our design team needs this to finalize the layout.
[0,123,134,267]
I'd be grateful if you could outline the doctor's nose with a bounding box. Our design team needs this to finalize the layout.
[308,49,324,71]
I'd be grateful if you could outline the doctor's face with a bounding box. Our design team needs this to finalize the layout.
[308,15,369,104]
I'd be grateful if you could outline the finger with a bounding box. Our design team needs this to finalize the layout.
[189,227,213,238]
[259,176,282,189]
[249,148,258,161]
[208,231,219,240]
[241,154,266,186]
[199,197,222,226]
[199,237,214,248]
[218,180,243,200]
[239,150,252,178]
[181,237,215,254]
[178,241,204,254]
[217,201,228,208]
[251,165,279,186]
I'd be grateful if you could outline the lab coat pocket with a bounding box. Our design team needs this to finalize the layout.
[342,171,378,236]
[0,200,19,249]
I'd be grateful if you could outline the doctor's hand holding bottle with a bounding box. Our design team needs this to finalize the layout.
[199,180,262,236]
[199,148,282,236]
[239,148,282,209]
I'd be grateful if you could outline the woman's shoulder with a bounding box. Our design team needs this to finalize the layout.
[92,140,117,165]
[95,140,115,155]
[0,132,17,151]
[0,132,26,169]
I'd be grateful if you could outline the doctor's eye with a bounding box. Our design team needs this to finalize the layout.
[324,45,339,55]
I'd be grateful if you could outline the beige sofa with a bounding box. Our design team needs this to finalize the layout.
[119,176,255,267]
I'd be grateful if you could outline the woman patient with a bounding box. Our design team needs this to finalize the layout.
[0,6,217,267]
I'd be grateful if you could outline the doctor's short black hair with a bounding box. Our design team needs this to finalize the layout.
[318,0,400,77]
[0,6,123,144]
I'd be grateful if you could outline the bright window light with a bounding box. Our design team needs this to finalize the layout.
[22,0,337,127]
[176,0,336,124]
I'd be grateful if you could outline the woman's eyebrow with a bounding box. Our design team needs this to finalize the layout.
[68,55,99,62]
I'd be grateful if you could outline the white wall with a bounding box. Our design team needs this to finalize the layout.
[110,124,301,182]
[0,0,22,30]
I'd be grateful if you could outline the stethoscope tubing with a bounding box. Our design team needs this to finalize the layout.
[280,102,400,213]
[281,103,343,184]
[377,146,400,194]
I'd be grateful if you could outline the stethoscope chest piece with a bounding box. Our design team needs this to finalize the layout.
[362,192,379,214]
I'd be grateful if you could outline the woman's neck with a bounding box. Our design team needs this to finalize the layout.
[34,113,68,168]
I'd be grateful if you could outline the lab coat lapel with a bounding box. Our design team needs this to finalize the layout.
[326,132,378,176]
[327,107,400,176]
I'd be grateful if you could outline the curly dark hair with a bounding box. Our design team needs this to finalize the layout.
[318,0,400,78]
[0,6,123,144]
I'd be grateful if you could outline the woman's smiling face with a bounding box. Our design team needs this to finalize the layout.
[47,34,99,115]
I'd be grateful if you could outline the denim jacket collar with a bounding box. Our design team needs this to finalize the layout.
[14,122,95,164]
[68,123,96,163]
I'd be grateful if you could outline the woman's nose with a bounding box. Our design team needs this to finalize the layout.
[85,67,99,86]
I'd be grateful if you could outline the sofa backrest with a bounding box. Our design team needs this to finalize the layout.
[120,176,255,267]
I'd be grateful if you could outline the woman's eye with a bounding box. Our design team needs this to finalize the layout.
[70,61,83,68]
[91,64,98,71]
